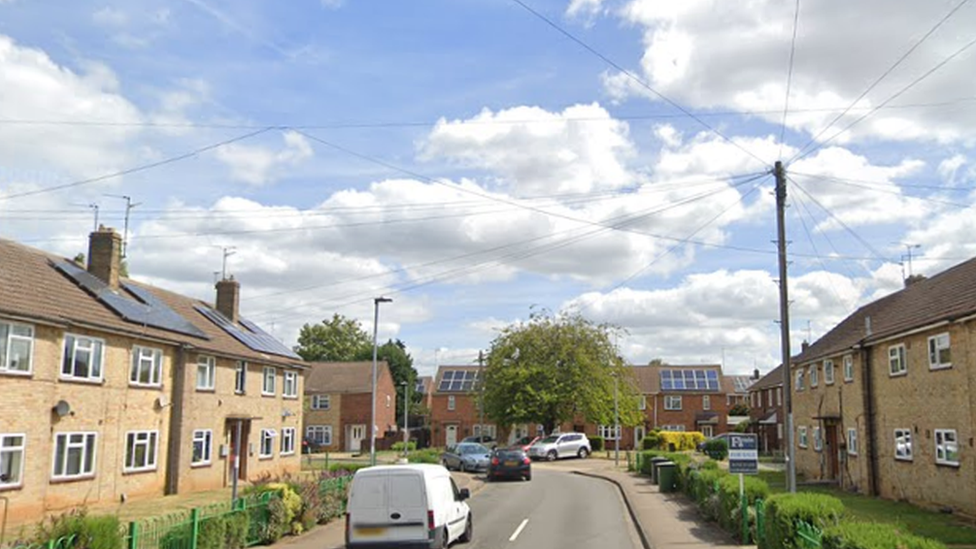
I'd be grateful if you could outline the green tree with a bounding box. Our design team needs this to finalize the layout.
[482,310,643,434]
[294,313,372,361]
[354,339,419,423]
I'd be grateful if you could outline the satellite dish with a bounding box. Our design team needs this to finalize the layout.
[156,395,171,408]
[53,400,71,417]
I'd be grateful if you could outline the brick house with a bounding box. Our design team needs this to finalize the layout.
[303,361,397,453]
[415,375,434,412]
[429,365,493,447]
[0,229,304,523]
[791,258,976,516]
[748,365,784,454]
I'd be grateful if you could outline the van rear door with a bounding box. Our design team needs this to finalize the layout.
[386,471,428,542]
[347,473,389,544]
[348,470,428,545]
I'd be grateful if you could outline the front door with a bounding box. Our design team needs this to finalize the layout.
[701,425,714,438]
[348,424,366,452]
[825,425,839,480]
[227,420,250,484]
[634,426,646,449]
[445,425,458,447]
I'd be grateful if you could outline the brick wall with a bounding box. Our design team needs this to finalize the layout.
[304,393,342,451]
[749,386,784,453]
[648,392,727,436]
[430,393,488,447]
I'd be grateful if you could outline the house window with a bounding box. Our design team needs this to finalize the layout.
[191,430,212,466]
[888,344,907,376]
[894,429,912,461]
[235,361,247,394]
[824,359,835,385]
[124,431,158,472]
[281,428,296,455]
[196,355,216,390]
[0,434,26,488]
[795,370,805,391]
[386,395,391,408]
[0,321,34,374]
[928,333,951,370]
[777,387,782,406]
[843,355,854,382]
[750,392,756,407]
[767,390,772,407]
[311,394,331,410]
[306,425,332,446]
[283,371,298,398]
[447,396,455,411]
[598,425,620,440]
[661,425,685,432]
[260,430,276,458]
[935,429,959,466]
[703,395,710,411]
[813,427,822,452]
[810,365,819,387]
[777,423,783,439]
[52,432,97,479]
[130,346,163,387]
[61,335,104,382]
[847,428,858,456]
[798,426,808,448]
[262,367,277,395]
[664,396,682,410]
[701,425,714,438]
[639,395,646,410]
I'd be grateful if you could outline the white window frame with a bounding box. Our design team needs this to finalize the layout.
[191,430,212,466]
[234,361,247,395]
[813,426,822,452]
[894,428,913,461]
[664,395,682,411]
[661,425,685,432]
[824,359,835,385]
[123,430,158,473]
[0,321,34,375]
[777,387,782,406]
[386,394,391,408]
[935,429,959,466]
[306,425,332,446]
[311,394,331,410]
[798,426,808,448]
[0,433,26,488]
[60,334,104,382]
[847,428,858,456]
[810,365,819,387]
[703,395,711,411]
[638,395,646,411]
[260,429,276,458]
[928,333,951,370]
[888,344,907,377]
[262,367,277,396]
[52,432,97,479]
[767,390,773,407]
[130,346,163,387]
[598,425,621,440]
[283,371,298,398]
[843,354,854,382]
[796,370,805,391]
[281,428,296,455]
[196,355,216,391]
[447,395,455,411]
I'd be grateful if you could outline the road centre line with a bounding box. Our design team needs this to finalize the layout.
[509,518,529,542]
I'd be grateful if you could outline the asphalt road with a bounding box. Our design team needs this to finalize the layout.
[464,467,642,549]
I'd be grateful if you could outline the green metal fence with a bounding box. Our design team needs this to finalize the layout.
[8,534,78,549]
[124,492,275,549]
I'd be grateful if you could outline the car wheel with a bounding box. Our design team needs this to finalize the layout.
[459,514,473,543]
[547,450,557,461]
[524,473,532,481]
[578,447,589,459]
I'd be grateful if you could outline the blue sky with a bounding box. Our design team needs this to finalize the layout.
[1,0,975,377]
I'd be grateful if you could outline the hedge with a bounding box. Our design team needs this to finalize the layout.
[33,510,122,549]
[760,493,844,549]
[590,436,605,451]
[822,522,948,549]
[408,449,442,464]
[716,473,769,539]
[703,438,729,460]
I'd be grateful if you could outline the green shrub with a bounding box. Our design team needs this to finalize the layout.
[328,462,370,474]
[761,493,844,549]
[197,516,227,549]
[642,430,663,450]
[700,459,720,471]
[259,498,288,544]
[34,509,122,549]
[716,474,769,540]
[589,436,605,451]
[657,431,706,451]
[223,513,249,549]
[408,449,442,464]
[391,441,418,452]
[704,438,729,460]
[822,522,947,549]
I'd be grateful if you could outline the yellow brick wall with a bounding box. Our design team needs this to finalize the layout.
[303,393,341,451]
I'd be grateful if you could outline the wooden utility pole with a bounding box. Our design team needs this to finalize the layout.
[775,160,797,493]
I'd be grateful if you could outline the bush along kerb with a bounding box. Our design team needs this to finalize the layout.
[589,435,605,452]
[759,492,844,549]
[703,438,728,460]
[821,522,948,549]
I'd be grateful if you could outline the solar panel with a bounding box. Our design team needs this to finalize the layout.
[195,306,300,359]
[438,369,482,392]
[54,261,208,339]
[660,369,721,392]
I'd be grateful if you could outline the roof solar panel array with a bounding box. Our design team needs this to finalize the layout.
[660,369,720,391]
[196,306,300,359]
[437,369,481,392]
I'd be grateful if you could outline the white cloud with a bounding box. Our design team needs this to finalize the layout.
[937,154,967,186]
[567,0,604,18]
[213,131,313,186]
[93,6,127,27]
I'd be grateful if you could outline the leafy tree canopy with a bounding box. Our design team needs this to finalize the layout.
[294,313,372,362]
[354,339,420,420]
[482,309,643,434]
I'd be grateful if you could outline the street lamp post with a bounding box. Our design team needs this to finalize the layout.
[370,296,393,466]
[401,380,410,458]
[613,372,620,467]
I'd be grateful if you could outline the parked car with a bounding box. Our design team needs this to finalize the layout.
[302,438,326,454]
[515,435,541,452]
[696,433,733,452]
[488,448,531,482]
[527,433,591,461]
[441,442,491,472]
[462,435,496,446]
[345,464,472,548]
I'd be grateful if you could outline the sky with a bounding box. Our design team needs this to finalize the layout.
[1,0,975,378]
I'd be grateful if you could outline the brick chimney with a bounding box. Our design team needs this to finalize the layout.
[753,368,760,380]
[215,276,240,323]
[801,341,809,352]
[88,226,122,289]
[904,274,926,288]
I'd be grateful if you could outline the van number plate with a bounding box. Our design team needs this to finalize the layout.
[355,527,386,536]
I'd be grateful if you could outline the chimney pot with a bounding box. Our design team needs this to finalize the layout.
[801,340,809,352]
[753,368,760,380]
[88,227,122,289]
[215,277,241,323]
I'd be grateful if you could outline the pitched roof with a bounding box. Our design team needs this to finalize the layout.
[628,363,724,393]
[415,376,433,394]
[794,256,976,364]
[750,365,784,391]
[304,361,390,393]
[433,365,483,394]
[0,237,301,367]
[721,375,755,394]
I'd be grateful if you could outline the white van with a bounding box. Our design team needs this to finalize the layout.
[345,464,473,548]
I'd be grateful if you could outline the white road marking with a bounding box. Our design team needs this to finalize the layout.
[509,518,529,542]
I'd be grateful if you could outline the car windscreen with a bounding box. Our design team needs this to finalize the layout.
[459,444,487,454]
[494,450,525,459]
[539,436,559,444]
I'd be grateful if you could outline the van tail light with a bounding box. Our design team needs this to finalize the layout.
[523,456,531,465]
[491,457,499,466]
[427,510,435,531]
[345,513,351,543]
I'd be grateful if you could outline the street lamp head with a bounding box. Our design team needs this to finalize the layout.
[375,296,393,304]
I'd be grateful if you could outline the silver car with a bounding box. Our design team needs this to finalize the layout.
[527,433,591,461]
[441,442,491,472]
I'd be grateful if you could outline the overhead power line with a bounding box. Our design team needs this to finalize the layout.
[787,176,889,262]
[790,172,974,209]
[778,0,802,159]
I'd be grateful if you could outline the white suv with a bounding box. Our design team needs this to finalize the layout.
[527,433,591,461]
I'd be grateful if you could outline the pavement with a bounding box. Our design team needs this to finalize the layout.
[276,457,753,549]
